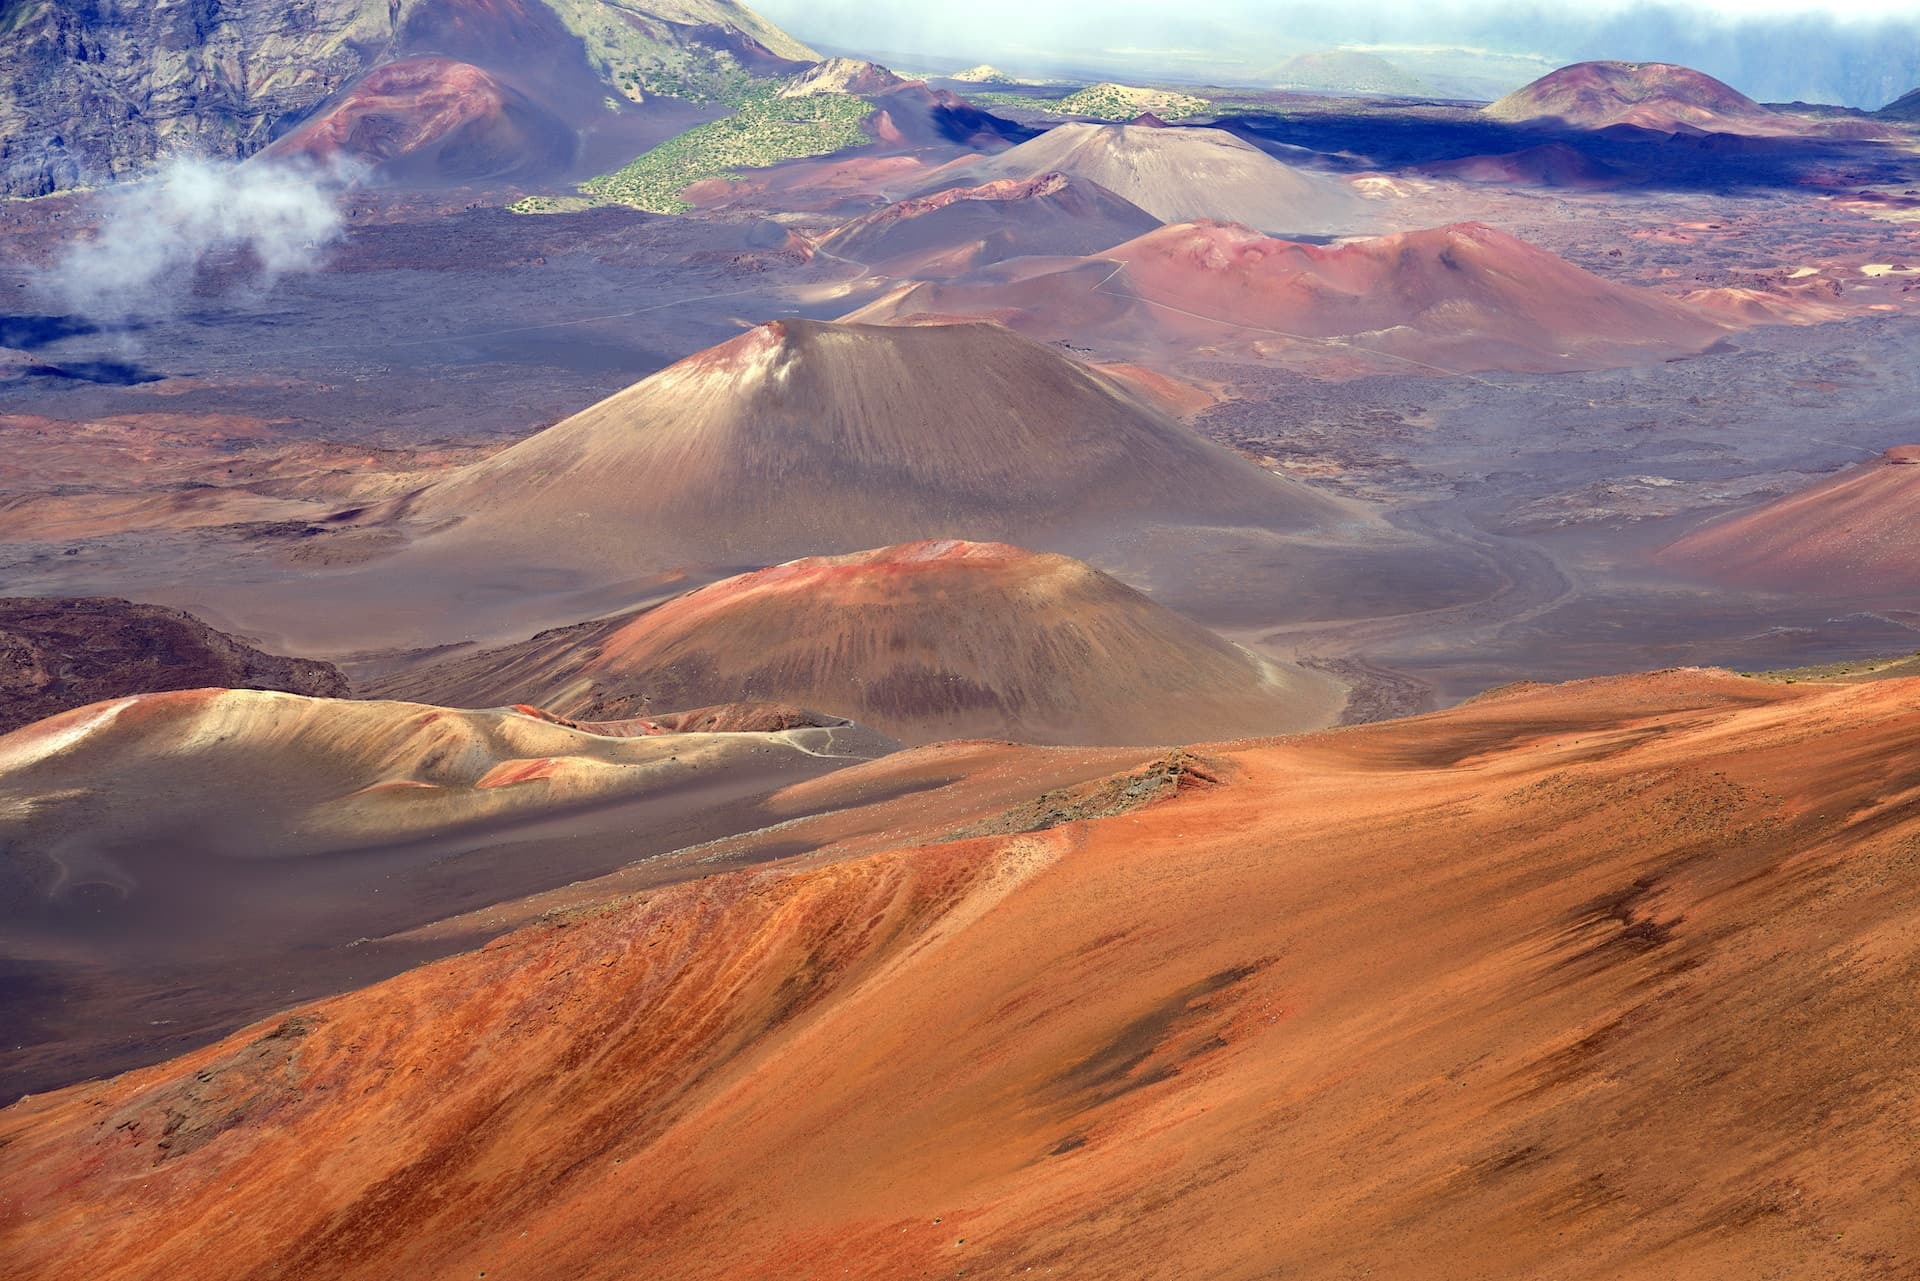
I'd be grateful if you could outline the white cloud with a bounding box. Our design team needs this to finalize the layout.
[43,157,358,321]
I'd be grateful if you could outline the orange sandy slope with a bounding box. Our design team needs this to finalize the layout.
[1656,445,1920,598]
[5,668,1917,1279]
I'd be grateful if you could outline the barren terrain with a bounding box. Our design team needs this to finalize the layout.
[6,670,1918,1279]
[2,36,1919,1276]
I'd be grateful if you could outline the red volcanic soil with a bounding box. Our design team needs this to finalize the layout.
[0,598,346,734]
[1654,446,1920,598]
[933,121,1365,235]
[408,318,1359,572]
[1090,361,1220,416]
[1419,142,1630,189]
[265,57,577,183]
[817,172,1160,278]
[7,669,1920,1277]
[855,220,1731,374]
[367,540,1342,745]
[0,410,477,542]
[1486,61,1782,134]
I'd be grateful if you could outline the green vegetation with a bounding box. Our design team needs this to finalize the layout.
[951,65,1016,85]
[1209,97,1291,116]
[613,47,763,108]
[536,0,814,105]
[505,194,608,215]
[964,90,1062,112]
[579,85,873,213]
[1745,652,1920,684]
[1054,82,1212,120]
[963,83,1214,121]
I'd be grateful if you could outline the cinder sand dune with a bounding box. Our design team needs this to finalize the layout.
[0,685,887,1090]
[0,687,872,890]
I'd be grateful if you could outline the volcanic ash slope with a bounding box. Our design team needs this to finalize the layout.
[8,670,1920,1277]
[410,318,1363,573]
[1655,445,1920,599]
[947,122,1366,235]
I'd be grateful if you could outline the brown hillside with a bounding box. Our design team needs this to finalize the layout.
[6,670,1919,1277]
[410,318,1358,572]
[853,220,1730,374]
[1486,60,1778,133]
[368,540,1343,744]
[1655,445,1920,598]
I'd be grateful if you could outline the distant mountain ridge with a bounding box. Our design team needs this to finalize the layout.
[1880,87,1920,120]
[0,0,817,195]
[1269,51,1433,98]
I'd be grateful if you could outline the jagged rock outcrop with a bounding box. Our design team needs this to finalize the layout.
[0,596,348,735]
[0,0,816,196]
[0,0,389,195]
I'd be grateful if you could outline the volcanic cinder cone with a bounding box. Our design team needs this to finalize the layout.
[854,220,1730,374]
[1654,446,1920,599]
[369,539,1343,745]
[818,172,1160,278]
[411,318,1360,573]
[148,317,1434,654]
[942,121,1365,235]
[264,57,580,184]
[1486,60,1780,133]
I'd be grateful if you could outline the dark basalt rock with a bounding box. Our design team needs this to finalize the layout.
[0,596,348,735]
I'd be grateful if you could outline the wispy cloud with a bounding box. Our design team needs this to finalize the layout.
[41,157,361,323]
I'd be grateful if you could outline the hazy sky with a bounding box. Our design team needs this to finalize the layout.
[753,0,1920,107]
